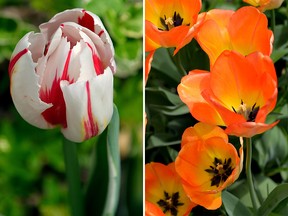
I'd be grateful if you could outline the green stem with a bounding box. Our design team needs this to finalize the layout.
[174,52,187,77]
[271,10,276,32]
[63,138,84,216]
[245,137,260,213]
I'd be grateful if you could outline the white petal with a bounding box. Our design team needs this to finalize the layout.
[10,32,52,129]
[60,68,113,142]
[39,8,83,41]
[39,37,70,91]
[77,40,97,82]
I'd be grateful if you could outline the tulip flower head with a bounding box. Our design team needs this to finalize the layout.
[145,0,203,54]
[178,51,278,137]
[175,123,243,209]
[196,6,273,67]
[145,162,196,216]
[243,0,284,11]
[9,9,116,142]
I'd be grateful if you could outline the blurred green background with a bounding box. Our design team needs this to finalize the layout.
[0,0,143,215]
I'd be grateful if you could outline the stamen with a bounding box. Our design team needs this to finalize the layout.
[159,11,185,31]
[205,157,234,187]
[157,191,184,216]
[232,100,260,122]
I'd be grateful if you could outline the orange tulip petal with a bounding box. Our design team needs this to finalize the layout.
[211,50,264,109]
[176,134,241,210]
[178,70,225,125]
[145,50,155,84]
[229,6,273,56]
[225,120,279,137]
[145,162,196,216]
[146,21,190,49]
[181,184,222,210]
[196,9,233,66]
[181,122,228,148]
[145,201,165,216]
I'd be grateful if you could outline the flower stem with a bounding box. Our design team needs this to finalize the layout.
[175,52,187,77]
[271,10,276,32]
[63,138,84,216]
[245,137,260,212]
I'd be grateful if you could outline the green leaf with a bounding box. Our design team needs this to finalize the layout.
[271,48,288,63]
[84,105,120,216]
[254,126,288,170]
[222,190,253,216]
[258,183,288,216]
[151,48,182,83]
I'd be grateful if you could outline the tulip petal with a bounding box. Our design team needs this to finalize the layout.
[145,201,165,216]
[181,122,228,148]
[61,68,113,142]
[225,121,279,137]
[9,32,52,128]
[145,50,155,84]
[196,10,233,66]
[145,162,196,216]
[178,70,224,125]
[39,9,116,73]
[229,6,273,56]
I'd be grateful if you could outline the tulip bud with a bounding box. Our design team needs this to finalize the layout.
[9,9,116,142]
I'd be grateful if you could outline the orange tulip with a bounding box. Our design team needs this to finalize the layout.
[243,0,284,11]
[196,6,273,66]
[175,123,243,210]
[145,162,196,216]
[145,0,203,54]
[178,50,278,137]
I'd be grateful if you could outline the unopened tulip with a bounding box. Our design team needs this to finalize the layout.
[9,9,116,142]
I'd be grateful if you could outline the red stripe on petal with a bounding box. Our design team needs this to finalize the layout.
[84,81,98,139]
[98,30,104,37]
[62,49,72,80]
[40,50,73,128]
[86,43,104,75]
[8,48,29,77]
[78,10,95,32]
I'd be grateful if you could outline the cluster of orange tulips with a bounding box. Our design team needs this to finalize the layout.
[145,0,285,215]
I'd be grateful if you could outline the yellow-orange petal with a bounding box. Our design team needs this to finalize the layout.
[243,0,270,7]
[177,70,224,125]
[229,6,273,56]
[146,20,191,49]
[174,12,206,54]
[196,10,233,66]
[225,120,279,137]
[259,0,284,11]
[175,136,241,209]
[145,162,196,216]
[181,185,222,210]
[145,200,165,216]
[181,122,228,148]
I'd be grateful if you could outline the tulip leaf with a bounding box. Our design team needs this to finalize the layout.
[146,87,183,106]
[84,104,120,216]
[257,183,288,216]
[222,190,253,216]
[151,48,183,83]
[271,48,288,63]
